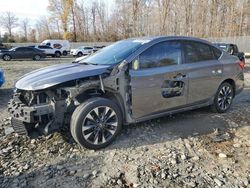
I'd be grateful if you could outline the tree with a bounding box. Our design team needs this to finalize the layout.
[0,11,18,37]
[20,18,29,41]
[47,0,74,39]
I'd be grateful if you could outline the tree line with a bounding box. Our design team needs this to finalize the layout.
[1,0,250,43]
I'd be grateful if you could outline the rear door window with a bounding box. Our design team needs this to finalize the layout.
[183,41,217,63]
[138,41,182,69]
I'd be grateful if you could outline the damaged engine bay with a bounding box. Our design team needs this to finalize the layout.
[8,61,132,136]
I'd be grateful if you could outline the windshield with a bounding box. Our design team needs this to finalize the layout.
[9,47,17,51]
[80,40,144,65]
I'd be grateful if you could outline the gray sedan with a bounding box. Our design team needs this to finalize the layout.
[9,36,244,149]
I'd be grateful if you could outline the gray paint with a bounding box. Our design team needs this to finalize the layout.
[15,63,110,90]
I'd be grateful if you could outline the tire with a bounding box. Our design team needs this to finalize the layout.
[211,82,234,113]
[2,54,11,61]
[77,52,83,57]
[55,51,61,58]
[33,54,41,61]
[70,97,123,149]
[63,51,68,56]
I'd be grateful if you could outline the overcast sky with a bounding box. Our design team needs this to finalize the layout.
[0,0,114,34]
[0,0,49,20]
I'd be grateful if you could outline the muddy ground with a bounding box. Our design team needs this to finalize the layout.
[0,58,249,188]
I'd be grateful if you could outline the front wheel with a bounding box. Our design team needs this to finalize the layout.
[211,82,234,113]
[70,98,122,149]
[3,54,11,61]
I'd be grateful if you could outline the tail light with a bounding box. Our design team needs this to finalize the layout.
[237,61,245,70]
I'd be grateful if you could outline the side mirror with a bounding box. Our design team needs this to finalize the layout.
[132,59,140,70]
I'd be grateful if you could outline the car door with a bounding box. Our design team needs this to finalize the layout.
[14,47,27,59]
[182,41,223,104]
[129,41,189,119]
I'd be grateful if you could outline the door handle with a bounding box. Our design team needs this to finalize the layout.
[212,69,222,75]
[173,73,186,79]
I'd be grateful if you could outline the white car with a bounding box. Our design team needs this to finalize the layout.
[73,54,90,63]
[33,45,61,57]
[41,40,70,56]
[70,46,93,57]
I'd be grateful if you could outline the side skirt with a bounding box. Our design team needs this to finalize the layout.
[132,100,212,124]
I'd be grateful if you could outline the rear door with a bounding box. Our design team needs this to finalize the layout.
[129,41,189,119]
[182,41,223,104]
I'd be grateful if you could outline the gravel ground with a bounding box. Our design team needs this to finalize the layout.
[0,58,250,188]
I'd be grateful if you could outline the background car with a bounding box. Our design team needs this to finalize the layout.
[29,45,61,57]
[70,46,93,57]
[41,39,70,56]
[213,43,245,63]
[0,47,46,61]
[0,69,5,87]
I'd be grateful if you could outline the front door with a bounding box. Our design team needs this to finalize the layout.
[129,41,189,119]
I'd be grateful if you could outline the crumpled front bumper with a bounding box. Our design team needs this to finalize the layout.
[8,93,54,135]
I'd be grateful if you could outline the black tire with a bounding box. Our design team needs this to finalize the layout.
[33,54,41,61]
[55,51,61,58]
[70,97,122,149]
[2,54,11,61]
[63,51,68,56]
[77,52,83,57]
[211,82,234,113]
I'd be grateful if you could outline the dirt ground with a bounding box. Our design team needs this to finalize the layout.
[0,58,250,188]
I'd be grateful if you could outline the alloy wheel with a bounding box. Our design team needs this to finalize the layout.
[217,85,233,110]
[3,55,11,61]
[82,106,118,145]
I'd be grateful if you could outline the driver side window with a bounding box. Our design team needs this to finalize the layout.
[135,41,182,70]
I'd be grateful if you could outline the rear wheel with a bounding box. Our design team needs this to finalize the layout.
[63,51,68,56]
[211,82,234,113]
[3,54,11,61]
[33,54,41,61]
[70,98,122,149]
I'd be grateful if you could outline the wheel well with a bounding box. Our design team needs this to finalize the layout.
[75,89,125,120]
[222,79,236,96]
[4,54,11,58]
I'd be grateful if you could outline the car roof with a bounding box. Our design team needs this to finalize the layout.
[124,36,215,46]
[213,42,235,46]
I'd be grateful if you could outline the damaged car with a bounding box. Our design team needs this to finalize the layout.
[8,36,244,149]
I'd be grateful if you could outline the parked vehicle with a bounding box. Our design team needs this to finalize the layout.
[8,36,244,149]
[29,45,61,57]
[41,40,70,56]
[70,46,93,57]
[0,47,8,51]
[93,45,106,53]
[73,54,90,63]
[0,69,4,87]
[213,43,245,64]
[0,47,46,61]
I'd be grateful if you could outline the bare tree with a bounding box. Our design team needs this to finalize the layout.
[0,11,18,37]
[20,18,29,41]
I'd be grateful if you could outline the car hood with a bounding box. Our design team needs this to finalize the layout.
[15,63,111,91]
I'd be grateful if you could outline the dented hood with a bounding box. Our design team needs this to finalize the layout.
[15,63,110,91]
